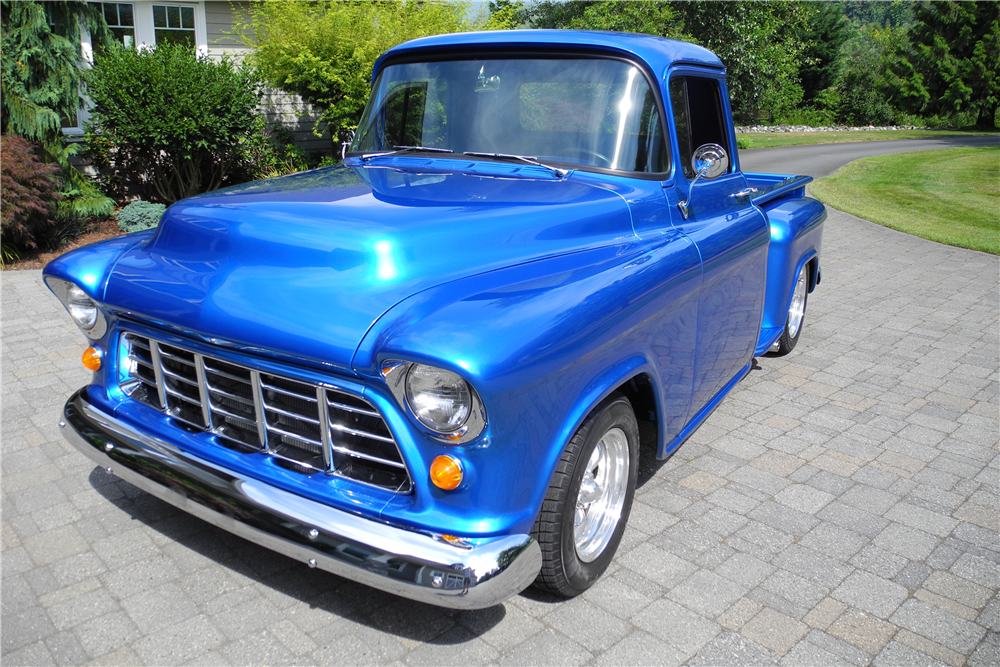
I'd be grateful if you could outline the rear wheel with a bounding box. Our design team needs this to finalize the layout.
[532,393,638,597]
[774,266,809,356]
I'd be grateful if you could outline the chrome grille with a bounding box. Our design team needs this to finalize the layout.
[119,333,411,492]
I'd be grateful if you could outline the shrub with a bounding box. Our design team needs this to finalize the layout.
[231,1,473,148]
[0,135,63,253]
[1,2,115,223]
[114,201,166,234]
[736,136,752,150]
[85,43,264,203]
[226,124,313,183]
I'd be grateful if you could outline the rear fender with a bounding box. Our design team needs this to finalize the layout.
[759,197,825,337]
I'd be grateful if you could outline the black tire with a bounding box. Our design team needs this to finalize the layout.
[532,392,639,597]
[774,266,809,356]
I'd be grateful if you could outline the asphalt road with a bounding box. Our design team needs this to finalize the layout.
[738,134,999,179]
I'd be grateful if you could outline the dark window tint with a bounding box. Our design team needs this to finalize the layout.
[669,76,730,179]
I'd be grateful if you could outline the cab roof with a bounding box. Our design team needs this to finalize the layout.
[373,30,725,81]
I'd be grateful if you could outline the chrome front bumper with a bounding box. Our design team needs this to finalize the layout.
[60,388,541,609]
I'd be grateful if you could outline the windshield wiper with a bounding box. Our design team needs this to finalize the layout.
[360,145,454,161]
[463,152,569,177]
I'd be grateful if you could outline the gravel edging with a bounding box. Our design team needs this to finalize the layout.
[736,124,927,133]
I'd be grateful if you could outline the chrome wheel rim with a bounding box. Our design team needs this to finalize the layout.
[787,269,807,339]
[574,427,629,562]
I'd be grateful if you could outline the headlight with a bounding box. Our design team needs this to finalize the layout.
[44,277,108,339]
[405,364,471,432]
[381,360,487,443]
[65,284,99,329]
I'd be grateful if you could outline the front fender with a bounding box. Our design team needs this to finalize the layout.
[42,230,156,302]
[357,234,701,537]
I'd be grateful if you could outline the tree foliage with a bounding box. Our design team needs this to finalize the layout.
[0,1,113,224]
[837,25,904,126]
[674,2,810,123]
[798,2,852,104]
[0,135,63,252]
[517,1,808,123]
[885,1,999,127]
[231,1,474,148]
[85,43,264,203]
[569,1,684,36]
[0,1,104,146]
[518,1,595,28]
[841,1,915,29]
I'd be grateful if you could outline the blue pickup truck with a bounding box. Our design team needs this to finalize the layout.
[46,30,824,609]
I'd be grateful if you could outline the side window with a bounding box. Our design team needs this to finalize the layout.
[669,76,730,179]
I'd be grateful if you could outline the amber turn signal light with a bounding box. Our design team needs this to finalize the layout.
[430,455,463,490]
[82,346,103,371]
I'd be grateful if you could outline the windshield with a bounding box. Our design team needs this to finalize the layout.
[350,57,670,174]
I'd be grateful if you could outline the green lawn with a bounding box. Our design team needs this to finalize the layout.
[737,129,999,149]
[809,146,1000,254]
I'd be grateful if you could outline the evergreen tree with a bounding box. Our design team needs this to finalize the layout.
[841,0,916,29]
[799,2,851,103]
[1,1,106,150]
[1,1,113,221]
[885,0,999,127]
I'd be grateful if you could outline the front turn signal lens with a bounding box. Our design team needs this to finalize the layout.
[430,455,463,491]
[82,346,103,371]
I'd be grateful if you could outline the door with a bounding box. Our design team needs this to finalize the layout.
[666,73,770,413]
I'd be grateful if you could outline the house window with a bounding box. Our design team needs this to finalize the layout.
[64,1,207,136]
[101,3,135,48]
[152,4,195,47]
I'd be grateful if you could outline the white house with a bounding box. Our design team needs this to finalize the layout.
[69,1,331,155]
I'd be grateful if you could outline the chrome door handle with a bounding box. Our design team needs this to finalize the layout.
[729,187,758,199]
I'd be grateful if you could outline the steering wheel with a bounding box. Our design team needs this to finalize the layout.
[561,147,612,168]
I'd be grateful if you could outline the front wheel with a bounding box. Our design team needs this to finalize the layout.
[774,266,809,356]
[532,393,639,597]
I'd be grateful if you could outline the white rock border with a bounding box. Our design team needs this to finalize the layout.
[736,124,927,133]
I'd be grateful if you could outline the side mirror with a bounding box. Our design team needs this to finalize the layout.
[678,143,730,220]
[691,143,729,180]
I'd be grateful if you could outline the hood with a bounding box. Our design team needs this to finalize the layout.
[104,161,633,371]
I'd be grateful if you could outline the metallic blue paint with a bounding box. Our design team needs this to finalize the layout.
[45,34,826,596]
[373,30,725,84]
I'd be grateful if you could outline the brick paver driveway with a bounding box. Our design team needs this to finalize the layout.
[3,207,997,666]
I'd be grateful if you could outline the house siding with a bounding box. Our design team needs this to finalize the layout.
[204,1,333,156]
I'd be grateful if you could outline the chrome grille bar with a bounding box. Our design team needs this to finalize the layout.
[266,403,321,425]
[149,341,168,411]
[331,422,395,444]
[194,354,212,429]
[118,332,411,492]
[331,444,407,469]
[327,398,380,418]
[250,370,268,451]
[260,381,319,402]
[317,386,334,471]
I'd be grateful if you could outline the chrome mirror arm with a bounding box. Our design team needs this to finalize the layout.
[676,143,730,221]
